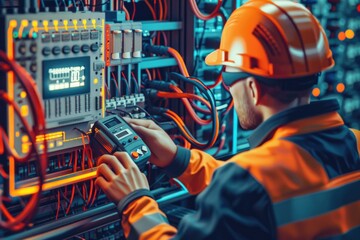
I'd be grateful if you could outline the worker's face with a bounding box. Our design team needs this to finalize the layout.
[224,67,262,130]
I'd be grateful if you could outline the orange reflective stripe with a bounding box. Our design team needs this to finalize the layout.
[350,129,360,153]
[277,200,360,240]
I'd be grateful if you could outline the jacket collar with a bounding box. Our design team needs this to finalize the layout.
[248,99,341,149]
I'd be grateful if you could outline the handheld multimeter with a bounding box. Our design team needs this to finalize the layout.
[90,115,150,170]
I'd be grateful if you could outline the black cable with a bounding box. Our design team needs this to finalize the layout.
[78,0,85,9]
[0,5,20,8]
[58,0,66,7]
[135,105,162,125]
[107,109,134,118]
[121,77,130,95]
[71,0,76,9]
[169,72,218,149]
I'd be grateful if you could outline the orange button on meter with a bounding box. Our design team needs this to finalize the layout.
[131,151,139,159]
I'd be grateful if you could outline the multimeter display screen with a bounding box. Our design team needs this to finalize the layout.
[116,130,131,139]
[105,118,121,128]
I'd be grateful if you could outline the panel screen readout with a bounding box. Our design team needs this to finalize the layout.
[42,57,90,99]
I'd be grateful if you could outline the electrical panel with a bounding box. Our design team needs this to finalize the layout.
[1,11,105,156]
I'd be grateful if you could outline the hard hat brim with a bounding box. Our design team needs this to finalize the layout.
[205,49,226,66]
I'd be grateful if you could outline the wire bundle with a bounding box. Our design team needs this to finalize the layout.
[0,51,47,231]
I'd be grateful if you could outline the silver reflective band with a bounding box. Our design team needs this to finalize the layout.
[274,178,360,226]
[128,212,169,240]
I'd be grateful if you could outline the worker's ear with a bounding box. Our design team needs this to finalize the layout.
[246,77,262,106]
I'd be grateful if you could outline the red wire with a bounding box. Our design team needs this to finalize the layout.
[159,0,163,20]
[131,72,140,93]
[188,0,223,21]
[0,165,9,178]
[213,135,226,157]
[170,85,211,125]
[207,73,222,89]
[81,134,94,207]
[156,69,162,80]
[92,0,96,11]
[166,109,218,149]
[163,0,168,19]
[66,151,77,215]
[131,0,136,20]
[56,190,61,220]
[0,94,34,162]
[0,51,47,231]
[145,69,152,81]
[104,81,111,99]
[152,69,156,80]
[145,0,156,20]
[111,72,120,96]
[161,31,168,46]
[164,110,202,146]
[157,91,211,111]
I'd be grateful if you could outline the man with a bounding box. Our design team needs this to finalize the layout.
[96,0,360,239]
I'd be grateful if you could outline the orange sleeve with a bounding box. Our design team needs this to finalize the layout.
[121,196,177,240]
[176,149,225,195]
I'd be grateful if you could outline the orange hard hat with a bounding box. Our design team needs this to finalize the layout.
[205,0,335,79]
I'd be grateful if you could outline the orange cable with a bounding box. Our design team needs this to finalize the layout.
[167,47,189,77]
[122,5,130,20]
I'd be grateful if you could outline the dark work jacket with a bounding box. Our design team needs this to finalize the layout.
[118,99,360,240]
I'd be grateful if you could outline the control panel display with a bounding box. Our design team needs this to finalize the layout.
[42,57,90,99]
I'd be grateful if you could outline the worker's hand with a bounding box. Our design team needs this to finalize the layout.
[95,152,149,205]
[124,118,177,168]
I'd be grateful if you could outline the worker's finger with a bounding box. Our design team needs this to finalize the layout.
[97,163,116,181]
[95,176,109,189]
[114,151,138,170]
[98,154,124,174]
[124,118,161,131]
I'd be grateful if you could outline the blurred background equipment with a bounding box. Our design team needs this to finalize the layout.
[0,0,359,239]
